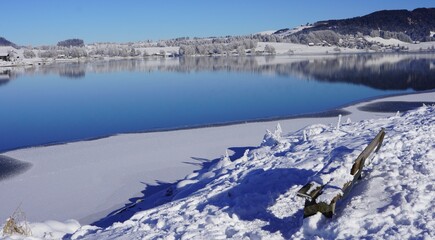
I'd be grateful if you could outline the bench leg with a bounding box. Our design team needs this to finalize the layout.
[322,202,336,218]
[303,200,318,218]
[303,200,337,218]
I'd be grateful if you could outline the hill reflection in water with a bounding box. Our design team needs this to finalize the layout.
[8,54,435,91]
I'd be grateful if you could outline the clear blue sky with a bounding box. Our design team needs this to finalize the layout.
[1,0,434,46]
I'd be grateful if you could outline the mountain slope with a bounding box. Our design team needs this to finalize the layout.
[0,37,16,47]
[279,8,435,42]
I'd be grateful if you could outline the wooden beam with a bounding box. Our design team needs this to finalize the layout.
[351,128,385,175]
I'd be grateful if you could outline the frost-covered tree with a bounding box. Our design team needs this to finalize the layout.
[237,46,246,56]
[370,30,381,37]
[156,41,166,47]
[195,45,208,55]
[264,44,276,55]
[23,50,36,58]
[38,49,58,58]
[212,44,224,55]
[312,30,340,45]
[129,48,141,57]
[395,32,412,43]
[67,47,87,58]
[179,45,195,56]
[243,39,257,49]
[142,50,150,57]
[287,35,300,44]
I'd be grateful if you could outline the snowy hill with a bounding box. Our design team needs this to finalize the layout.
[0,37,16,47]
[65,105,435,240]
[286,8,435,42]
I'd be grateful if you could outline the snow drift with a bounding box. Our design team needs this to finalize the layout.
[64,105,435,240]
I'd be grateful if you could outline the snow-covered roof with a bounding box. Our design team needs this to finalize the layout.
[0,46,15,56]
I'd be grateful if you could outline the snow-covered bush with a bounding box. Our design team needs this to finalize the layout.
[264,44,276,55]
[261,123,283,147]
[23,49,36,59]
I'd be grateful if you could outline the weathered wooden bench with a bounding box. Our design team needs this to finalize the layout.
[297,128,385,218]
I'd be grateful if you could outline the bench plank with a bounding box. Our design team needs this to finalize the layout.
[297,182,323,200]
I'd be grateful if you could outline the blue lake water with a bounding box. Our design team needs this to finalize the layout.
[1,55,434,152]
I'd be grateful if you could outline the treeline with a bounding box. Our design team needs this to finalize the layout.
[21,27,421,60]
[178,39,259,56]
[57,39,84,47]
[89,45,141,57]
[34,46,88,58]
[23,46,142,59]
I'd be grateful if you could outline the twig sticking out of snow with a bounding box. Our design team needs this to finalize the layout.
[275,123,282,136]
[336,114,342,130]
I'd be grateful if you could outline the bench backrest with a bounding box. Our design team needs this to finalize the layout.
[297,128,385,201]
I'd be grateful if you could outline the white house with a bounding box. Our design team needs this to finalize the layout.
[0,46,17,61]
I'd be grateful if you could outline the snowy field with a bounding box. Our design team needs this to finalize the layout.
[0,91,434,239]
[255,42,361,55]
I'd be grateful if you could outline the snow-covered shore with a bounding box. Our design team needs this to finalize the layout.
[0,91,434,239]
[2,39,435,68]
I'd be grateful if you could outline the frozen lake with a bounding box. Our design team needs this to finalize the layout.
[1,54,434,152]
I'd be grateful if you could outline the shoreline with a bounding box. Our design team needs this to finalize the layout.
[2,89,433,155]
[2,44,435,69]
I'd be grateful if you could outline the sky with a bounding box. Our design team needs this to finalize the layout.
[1,0,434,46]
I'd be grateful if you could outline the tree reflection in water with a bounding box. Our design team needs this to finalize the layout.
[6,54,435,91]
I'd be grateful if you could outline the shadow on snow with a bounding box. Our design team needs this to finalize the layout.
[91,146,257,228]
[90,144,317,239]
[200,167,315,238]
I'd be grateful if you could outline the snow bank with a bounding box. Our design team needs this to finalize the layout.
[29,220,81,239]
[70,104,435,239]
